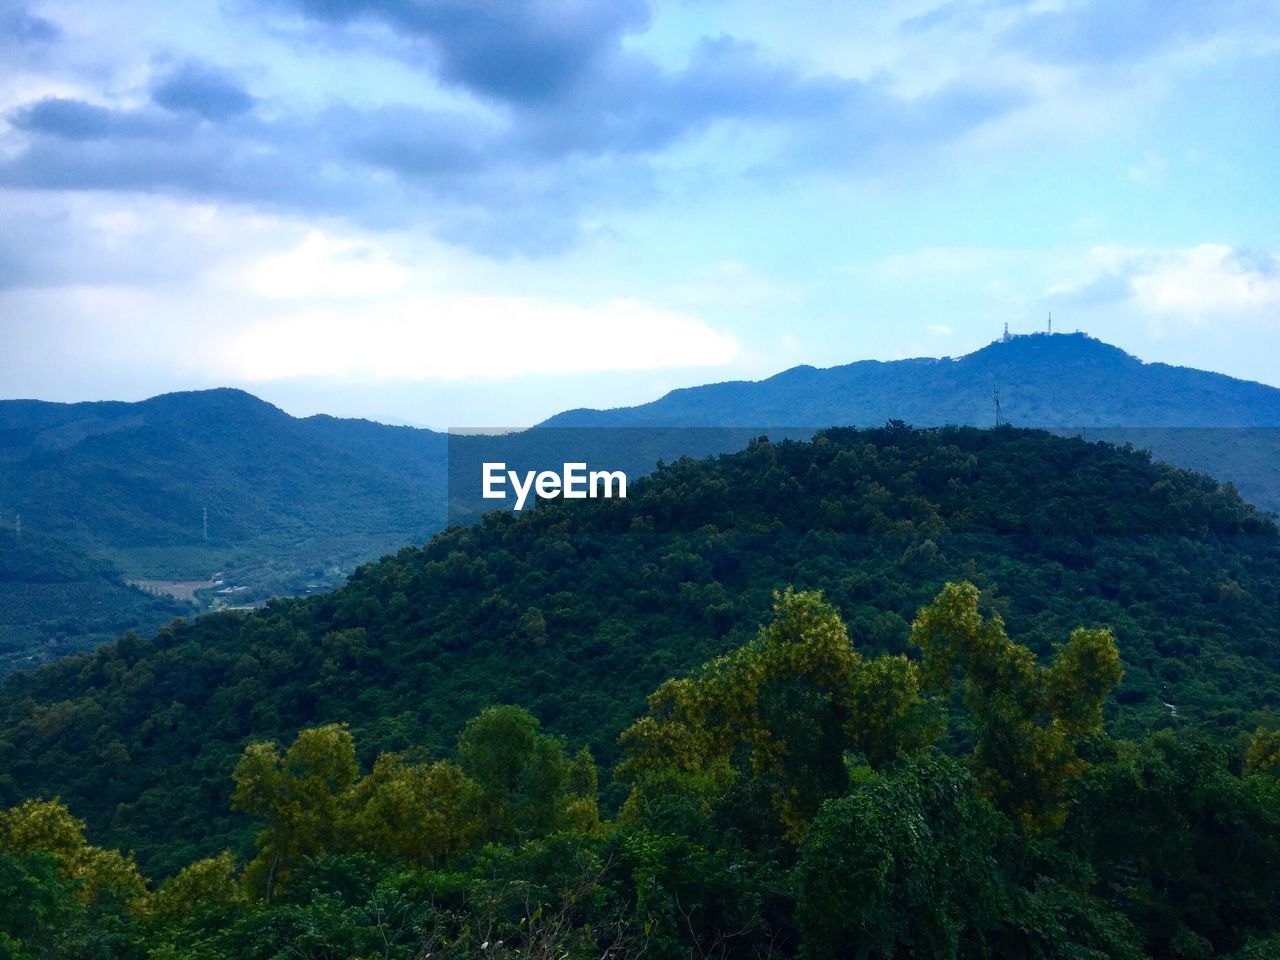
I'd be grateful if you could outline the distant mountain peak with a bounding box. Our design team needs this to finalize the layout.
[539,332,1280,433]
[142,386,287,415]
[956,331,1140,370]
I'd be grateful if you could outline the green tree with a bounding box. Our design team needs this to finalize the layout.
[345,755,483,868]
[457,705,598,843]
[910,581,1122,827]
[0,798,145,906]
[0,851,81,959]
[796,752,1144,960]
[1246,727,1280,774]
[797,752,1011,958]
[618,588,935,842]
[143,850,243,927]
[1065,734,1280,957]
[231,723,358,899]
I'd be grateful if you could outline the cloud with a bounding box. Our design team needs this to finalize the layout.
[244,229,407,298]
[0,29,1023,257]
[0,5,60,47]
[11,98,176,140]
[150,62,256,120]
[1054,243,1280,321]
[0,195,737,388]
[263,0,651,104]
[221,298,738,381]
[905,0,1278,69]
[1131,244,1280,318]
[0,191,231,290]
[1003,0,1277,65]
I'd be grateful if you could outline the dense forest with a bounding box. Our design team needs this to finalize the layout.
[1,426,1277,888]
[3,583,1279,958]
[0,526,187,673]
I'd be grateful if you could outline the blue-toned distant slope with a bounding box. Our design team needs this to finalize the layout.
[0,389,448,668]
[542,333,1280,512]
[544,333,1280,428]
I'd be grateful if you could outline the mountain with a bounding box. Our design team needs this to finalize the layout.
[5,334,1279,673]
[0,389,448,668]
[543,332,1280,512]
[544,332,1280,428]
[2,425,1276,877]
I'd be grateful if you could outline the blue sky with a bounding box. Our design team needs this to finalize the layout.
[1,0,1278,427]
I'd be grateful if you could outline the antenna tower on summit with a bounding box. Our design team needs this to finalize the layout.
[1003,322,1010,342]
[1048,312,1052,335]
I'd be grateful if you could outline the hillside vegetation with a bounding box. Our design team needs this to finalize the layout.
[4,582,1279,958]
[0,389,448,667]
[1,426,1277,881]
[0,527,187,673]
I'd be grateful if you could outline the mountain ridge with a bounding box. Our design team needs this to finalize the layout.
[542,333,1280,429]
[0,391,449,668]
[4,331,1279,671]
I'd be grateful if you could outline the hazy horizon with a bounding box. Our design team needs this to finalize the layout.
[5,329,1278,431]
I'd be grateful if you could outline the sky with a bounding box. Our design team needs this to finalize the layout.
[0,0,1278,428]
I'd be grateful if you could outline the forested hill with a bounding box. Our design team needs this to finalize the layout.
[543,333,1280,511]
[0,389,448,665]
[2,425,1278,876]
[0,526,187,674]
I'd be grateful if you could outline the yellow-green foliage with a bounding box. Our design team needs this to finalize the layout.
[231,707,598,898]
[1246,728,1280,774]
[231,723,359,898]
[910,581,1123,828]
[618,587,935,842]
[620,581,1123,839]
[0,797,146,905]
[144,850,242,925]
[345,755,482,868]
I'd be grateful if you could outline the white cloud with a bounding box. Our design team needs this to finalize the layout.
[221,298,739,381]
[244,230,407,299]
[1053,243,1280,322]
[1129,244,1280,318]
[0,197,739,393]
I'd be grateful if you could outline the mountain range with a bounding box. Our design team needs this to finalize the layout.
[544,331,1280,516]
[0,389,446,669]
[545,332,1280,429]
[2,332,1278,670]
